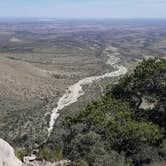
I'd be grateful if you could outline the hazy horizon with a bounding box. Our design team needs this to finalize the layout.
[0,0,166,19]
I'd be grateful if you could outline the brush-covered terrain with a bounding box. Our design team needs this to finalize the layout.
[0,19,166,166]
[37,58,166,166]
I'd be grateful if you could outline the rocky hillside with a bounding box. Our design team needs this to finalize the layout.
[37,58,166,166]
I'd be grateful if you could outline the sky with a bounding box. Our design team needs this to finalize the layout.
[0,0,166,19]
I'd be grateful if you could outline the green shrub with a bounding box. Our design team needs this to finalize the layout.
[15,149,29,160]
[44,58,166,165]
[39,147,63,162]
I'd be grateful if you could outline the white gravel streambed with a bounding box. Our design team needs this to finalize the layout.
[48,48,128,135]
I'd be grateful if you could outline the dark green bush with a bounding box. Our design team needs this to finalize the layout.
[44,58,166,166]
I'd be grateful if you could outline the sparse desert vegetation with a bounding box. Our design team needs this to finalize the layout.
[0,19,166,165]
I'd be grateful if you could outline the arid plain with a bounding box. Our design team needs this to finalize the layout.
[0,19,166,150]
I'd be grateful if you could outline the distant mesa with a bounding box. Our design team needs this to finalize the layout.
[10,36,21,42]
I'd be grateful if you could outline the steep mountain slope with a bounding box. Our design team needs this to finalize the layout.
[42,58,166,166]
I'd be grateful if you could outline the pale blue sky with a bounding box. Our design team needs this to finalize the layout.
[0,0,166,19]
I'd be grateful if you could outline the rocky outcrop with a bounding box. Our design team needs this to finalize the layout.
[0,138,22,166]
[0,138,70,166]
[23,160,70,166]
